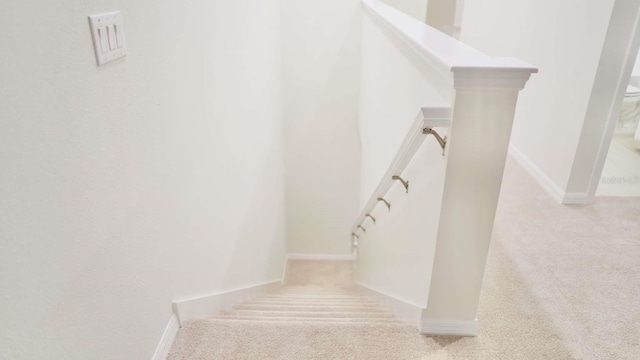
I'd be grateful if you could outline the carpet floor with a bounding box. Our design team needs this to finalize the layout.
[167,158,640,359]
[167,286,445,359]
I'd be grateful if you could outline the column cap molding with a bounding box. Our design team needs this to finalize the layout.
[452,65,537,90]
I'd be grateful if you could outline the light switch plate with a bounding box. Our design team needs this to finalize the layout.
[88,11,126,66]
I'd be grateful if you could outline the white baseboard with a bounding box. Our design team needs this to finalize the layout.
[420,318,478,337]
[172,280,280,326]
[508,144,590,204]
[562,192,591,204]
[281,255,289,285]
[151,314,179,360]
[508,143,565,202]
[355,282,424,328]
[287,253,356,261]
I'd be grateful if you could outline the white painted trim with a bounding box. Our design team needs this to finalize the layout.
[361,0,538,76]
[419,318,478,337]
[151,314,179,360]
[508,143,591,204]
[286,253,356,261]
[562,192,591,205]
[172,280,280,326]
[355,282,424,328]
[281,255,289,285]
[585,2,640,201]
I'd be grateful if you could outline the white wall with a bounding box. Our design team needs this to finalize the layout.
[382,0,429,22]
[0,0,285,359]
[359,12,451,203]
[461,0,616,198]
[355,10,451,307]
[425,0,456,35]
[281,0,362,255]
[356,140,446,308]
[565,0,640,198]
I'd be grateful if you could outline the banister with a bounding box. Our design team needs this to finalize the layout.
[356,2,538,332]
[350,107,452,246]
[361,0,537,89]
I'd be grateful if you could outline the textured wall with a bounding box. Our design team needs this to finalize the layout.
[0,0,285,358]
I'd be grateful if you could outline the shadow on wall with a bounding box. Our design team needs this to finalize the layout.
[283,2,363,255]
[221,139,288,290]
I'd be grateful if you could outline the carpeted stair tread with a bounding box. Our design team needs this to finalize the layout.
[220,310,394,318]
[213,315,401,323]
[168,265,428,359]
[245,300,381,306]
[167,319,436,360]
[235,304,387,312]
[255,296,369,301]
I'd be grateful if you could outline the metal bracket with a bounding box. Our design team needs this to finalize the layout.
[392,175,409,193]
[423,128,447,155]
[377,197,391,212]
[366,213,376,224]
[357,225,367,233]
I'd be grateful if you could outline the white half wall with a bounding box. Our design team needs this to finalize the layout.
[281,0,363,255]
[356,283,424,327]
[460,0,617,202]
[0,0,286,358]
[355,8,452,310]
[359,9,452,205]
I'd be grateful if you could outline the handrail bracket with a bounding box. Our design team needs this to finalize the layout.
[423,128,447,155]
[392,175,409,193]
[377,197,391,212]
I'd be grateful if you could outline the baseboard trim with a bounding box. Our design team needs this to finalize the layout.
[287,253,356,261]
[508,143,565,203]
[355,282,424,328]
[420,318,478,337]
[508,144,590,204]
[151,314,179,360]
[172,280,281,326]
[562,192,591,204]
[281,255,289,285]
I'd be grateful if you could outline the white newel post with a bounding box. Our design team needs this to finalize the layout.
[420,66,537,336]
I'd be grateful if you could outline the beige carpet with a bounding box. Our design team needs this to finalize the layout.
[168,159,640,359]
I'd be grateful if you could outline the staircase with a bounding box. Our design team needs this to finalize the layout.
[167,260,435,359]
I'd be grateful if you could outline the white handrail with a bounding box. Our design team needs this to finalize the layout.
[361,0,536,71]
[351,107,452,246]
[361,0,537,87]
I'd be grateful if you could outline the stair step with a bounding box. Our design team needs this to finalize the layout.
[190,318,411,328]
[221,310,394,318]
[213,315,400,323]
[236,305,386,312]
[246,300,381,306]
[251,296,375,301]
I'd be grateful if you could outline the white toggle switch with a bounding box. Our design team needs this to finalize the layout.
[107,25,116,50]
[88,11,127,66]
[98,27,108,53]
[115,24,124,48]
